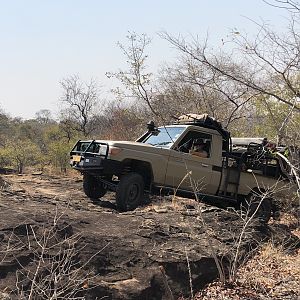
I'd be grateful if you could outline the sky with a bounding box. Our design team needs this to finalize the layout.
[0,0,290,119]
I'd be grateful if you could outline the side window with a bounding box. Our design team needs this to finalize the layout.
[177,131,212,158]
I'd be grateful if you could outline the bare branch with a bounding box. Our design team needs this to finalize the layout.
[60,75,100,137]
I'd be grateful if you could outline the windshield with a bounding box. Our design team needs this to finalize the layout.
[143,126,185,148]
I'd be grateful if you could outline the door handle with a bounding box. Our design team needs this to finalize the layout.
[201,163,209,167]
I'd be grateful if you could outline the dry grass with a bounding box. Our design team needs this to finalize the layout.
[190,243,299,300]
[275,212,300,230]
[237,242,300,299]
[188,213,300,300]
[143,196,202,213]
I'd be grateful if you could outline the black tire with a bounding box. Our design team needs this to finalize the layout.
[116,173,144,211]
[241,193,272,223]
[83,174,107,199]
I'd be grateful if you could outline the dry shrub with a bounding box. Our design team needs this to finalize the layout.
[236,242,300,299]
[191,241,299,300]
[191,281,261,300]
[275,212,300,231]
[0,176,11,190]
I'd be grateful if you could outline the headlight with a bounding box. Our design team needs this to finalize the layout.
[99,145,108,156]
[99,145,122,158]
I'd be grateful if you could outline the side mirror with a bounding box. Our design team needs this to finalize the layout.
[147,121,155,132]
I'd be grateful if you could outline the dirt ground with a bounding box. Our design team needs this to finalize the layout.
[2,173,117,211]
[0,173,299,299]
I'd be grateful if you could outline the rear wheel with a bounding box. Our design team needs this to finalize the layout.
[116,173,144,211]
[83,174,107,199]
[241,193,272,223]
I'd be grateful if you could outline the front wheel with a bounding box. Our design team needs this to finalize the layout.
[116,173,144,211]
[83,174,107,199]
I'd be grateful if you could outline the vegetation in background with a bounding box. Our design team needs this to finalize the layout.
[0,0,299,175]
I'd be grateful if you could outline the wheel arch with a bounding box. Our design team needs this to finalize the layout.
[122,159,154,190]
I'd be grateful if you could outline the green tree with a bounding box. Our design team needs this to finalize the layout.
[48,140,73,173]
[42,124,76,173]
[0,110,13,147]
[0,139,42,173]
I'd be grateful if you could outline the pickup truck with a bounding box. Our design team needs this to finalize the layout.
[70,114,290,222]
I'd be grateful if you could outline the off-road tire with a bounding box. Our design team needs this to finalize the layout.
[83,174,107,199]
[241,193,272,223]
[116,173,144,211]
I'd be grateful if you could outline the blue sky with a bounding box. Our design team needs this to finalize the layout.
[0,0,289,119]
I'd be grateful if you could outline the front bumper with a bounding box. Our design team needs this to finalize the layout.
[71,156,123,176]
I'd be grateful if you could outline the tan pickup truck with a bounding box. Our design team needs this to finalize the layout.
[70,114,291,221]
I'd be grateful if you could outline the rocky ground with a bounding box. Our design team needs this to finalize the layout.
[0,174,299,299]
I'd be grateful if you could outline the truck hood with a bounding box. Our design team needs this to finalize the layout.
[97,140,172,154]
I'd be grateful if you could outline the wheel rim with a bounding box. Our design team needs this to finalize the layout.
[128,183,139,202]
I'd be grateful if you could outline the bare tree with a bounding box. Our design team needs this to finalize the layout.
[160,23,300,111]
[60,75,100,137]
[159,2,300,141]
[263,0,300,11]
[101,101,148,140]
[35,109,53,125]
[107,32,158,117]
[156,59,256,128]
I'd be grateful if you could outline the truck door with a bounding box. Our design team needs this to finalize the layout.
[164,130,220,195]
